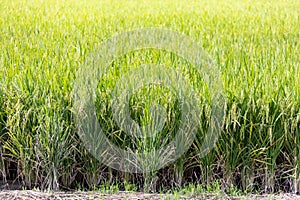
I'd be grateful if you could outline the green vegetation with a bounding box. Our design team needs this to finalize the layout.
[0,0,299,194]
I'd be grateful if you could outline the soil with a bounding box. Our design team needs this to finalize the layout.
[0,190,299,200]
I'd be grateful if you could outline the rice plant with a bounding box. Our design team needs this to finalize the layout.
[0,0,299,194]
